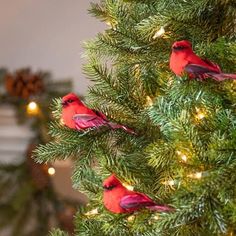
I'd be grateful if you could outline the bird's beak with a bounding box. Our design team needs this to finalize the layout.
[61,101,67,107]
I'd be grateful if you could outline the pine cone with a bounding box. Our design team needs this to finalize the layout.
[5,68,44,99]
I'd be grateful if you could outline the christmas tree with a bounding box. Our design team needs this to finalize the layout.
[36,1,236,235]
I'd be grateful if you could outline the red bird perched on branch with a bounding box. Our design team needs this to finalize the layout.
[61,93,135,134]
[103,174,173,214]
[170,40,236,81]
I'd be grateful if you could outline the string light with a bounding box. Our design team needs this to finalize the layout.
[48,167,56,176]
[229,231,234,236]
[176,151,188,163]
[122,182,134,191]
[188,172,202,179]
[167,180,175,186]
[167,77,173,87]
[59,118,65,125]
[106,21,112,27]
[153,26,165,39]
[146,96,154,106]
[106,19,118,30]
[85,208,99,216]
[127,215,135,222]
[27,101,39,115]
[195,107,205,120]
[153,215,160,220]
[133,64,141,78]
[162,179,175,187]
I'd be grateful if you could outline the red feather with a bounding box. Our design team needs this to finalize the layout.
[103,174,173,214]
[170,40,236,81]
[61,93,135,134]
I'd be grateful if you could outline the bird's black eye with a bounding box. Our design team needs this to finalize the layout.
[103,184,116,190]
[67,99,74,103]
[173,45,187,50]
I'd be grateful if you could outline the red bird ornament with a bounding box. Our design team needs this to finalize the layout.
[170,40,236,81]
[103,174,173,214]
[61,93,135,134]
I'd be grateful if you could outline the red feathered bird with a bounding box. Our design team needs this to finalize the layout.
[103,174,173,214]
[61,93,135,134]
[170,40,236,81]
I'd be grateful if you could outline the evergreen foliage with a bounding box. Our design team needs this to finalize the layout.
[36,0,236,235]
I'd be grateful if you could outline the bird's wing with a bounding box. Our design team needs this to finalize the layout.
[202,59,221,72]
[185,63,236,81]
[73,113,107,129]
[185,63,219,75]
[120,193,155,210]
[92,109,108,121]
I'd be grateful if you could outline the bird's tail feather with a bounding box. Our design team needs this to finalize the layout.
[148,205,174,212]
[109,122,136,135]
[209,73,236,81]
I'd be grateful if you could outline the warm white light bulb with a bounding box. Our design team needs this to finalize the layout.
[146,96,153,106]
[123,183,134,191]
[85,208,99,216]
[106,21,112,26]
[59,118,65,125]
[153,215,159,220]
[48,167,56,176]
[196,112,205,120]
[153,26,165,39]
[188,172,202,179]
[167,180,175,186]
[27,101,39,115]
[28,101,37,110]
[195,172,202,179]
[181,154,187,162]
[195,107,205,120]
[162,179,175,187]
[127,215,135,222]
[176,151,187,162]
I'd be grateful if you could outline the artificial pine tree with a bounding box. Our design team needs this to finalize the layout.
[36,0,236,235]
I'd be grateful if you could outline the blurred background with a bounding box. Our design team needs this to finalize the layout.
[0,1,104,235]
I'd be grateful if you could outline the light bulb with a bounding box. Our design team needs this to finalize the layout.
[146,96,153,106]
[127,215,135,222]
[122,182,134,191]
[181,154,187,162]
[133,64,141,78]
[27,101,39,115]
[168,180,175,186]
[153,215,159,220]
[167,77,173,86]
[85,208,99,216]
[195,172,202,179]
[195,107,205,120]
[153,26,165,39]
[188,172,202,179]
[106,19,117,29]
[59,118,65,125]
[48,167,56,176]
[176,151,187,162]
[106,21,112,26]
[196,112,205,120]
[163,179,175,187]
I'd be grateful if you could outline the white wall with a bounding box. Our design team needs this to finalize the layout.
[0,0,104,95]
